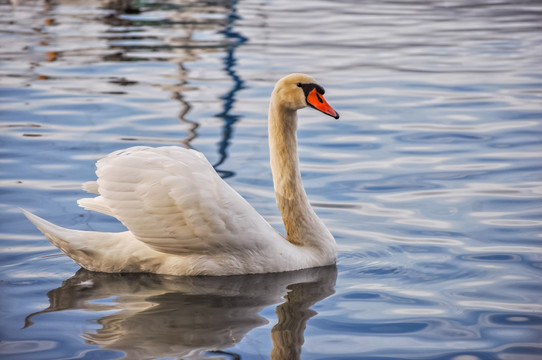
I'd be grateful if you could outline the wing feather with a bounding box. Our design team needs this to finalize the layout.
[82,146,274,255]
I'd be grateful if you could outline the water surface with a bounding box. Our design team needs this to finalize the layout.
[1,0,541,359]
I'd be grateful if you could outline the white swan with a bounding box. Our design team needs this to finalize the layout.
[23,73,340,276]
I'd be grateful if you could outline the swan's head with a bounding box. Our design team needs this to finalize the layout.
[273,73,339,119]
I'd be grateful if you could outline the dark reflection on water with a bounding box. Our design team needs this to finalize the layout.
[102,0,247,178]
[24,267,337,360]
[212,0,247,179]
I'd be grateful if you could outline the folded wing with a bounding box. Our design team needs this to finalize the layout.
[78,146,276,255]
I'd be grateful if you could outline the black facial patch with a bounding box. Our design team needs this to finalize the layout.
[297,82,325,98]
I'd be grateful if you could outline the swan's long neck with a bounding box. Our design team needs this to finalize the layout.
[268,95,334,249]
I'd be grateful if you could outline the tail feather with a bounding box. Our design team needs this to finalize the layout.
[22,209,81,248]
[21,209,137,273]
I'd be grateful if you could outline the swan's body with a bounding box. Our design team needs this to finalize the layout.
[24,73,340,276]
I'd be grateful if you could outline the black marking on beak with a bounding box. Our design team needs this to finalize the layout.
[298,82,325,98]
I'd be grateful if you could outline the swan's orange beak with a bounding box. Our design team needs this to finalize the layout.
[306,88,340,119]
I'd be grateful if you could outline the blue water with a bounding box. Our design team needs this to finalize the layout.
[1,0,542,359]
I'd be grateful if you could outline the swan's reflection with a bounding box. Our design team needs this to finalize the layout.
[26,266,337,359]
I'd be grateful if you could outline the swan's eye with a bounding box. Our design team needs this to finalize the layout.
[296,82,302,87]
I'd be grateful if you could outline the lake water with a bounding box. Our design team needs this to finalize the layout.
[1,0,541,359]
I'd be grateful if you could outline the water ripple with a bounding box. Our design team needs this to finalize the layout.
[1,0,541,359]
[377,182,542,202]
